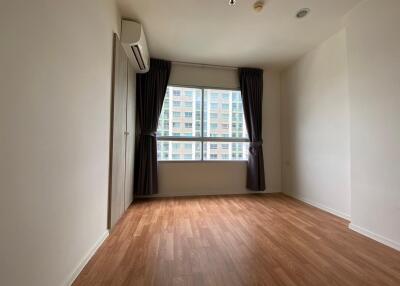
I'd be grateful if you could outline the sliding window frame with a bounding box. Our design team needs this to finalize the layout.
[157,85,249,162]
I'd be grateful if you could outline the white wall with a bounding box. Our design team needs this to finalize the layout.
[168,64,239,89]
[281,0,400,250]
[281,30,351,219]
[157,64,281,196]
[0,1,120,285]
[346,0,400,249]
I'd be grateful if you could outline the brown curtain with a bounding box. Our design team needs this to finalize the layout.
[239,68,266,191]
[134,59,171,195]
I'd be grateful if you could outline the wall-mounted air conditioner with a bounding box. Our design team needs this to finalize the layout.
[121,20,150,73]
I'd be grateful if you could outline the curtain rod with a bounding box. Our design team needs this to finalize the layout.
[171,61,239,71]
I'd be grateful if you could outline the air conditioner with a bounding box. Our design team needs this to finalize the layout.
[121,20,150,73]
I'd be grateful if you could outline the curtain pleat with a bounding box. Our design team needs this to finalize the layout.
[134,59,171,195]
[239,68,266,191]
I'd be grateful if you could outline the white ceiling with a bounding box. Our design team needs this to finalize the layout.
[117,0,361,69]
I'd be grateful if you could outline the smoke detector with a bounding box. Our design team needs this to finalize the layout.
[296,8,310,19]
[253,1,264,12]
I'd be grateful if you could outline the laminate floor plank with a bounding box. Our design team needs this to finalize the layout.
[73,194,400,286]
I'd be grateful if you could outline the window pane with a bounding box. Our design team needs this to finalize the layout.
[157,141,201,161]
[203,89,248,139]
[203,142,249,161]
[210,103,218,111]
[157,86,202,137]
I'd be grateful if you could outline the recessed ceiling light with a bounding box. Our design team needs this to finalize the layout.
[296,8,310,19]
[229,0,236,6]
[253,1,264,12]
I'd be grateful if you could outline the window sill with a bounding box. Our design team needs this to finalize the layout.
[158,160,248,163]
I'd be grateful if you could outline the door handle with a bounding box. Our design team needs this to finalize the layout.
[124,131,130,136]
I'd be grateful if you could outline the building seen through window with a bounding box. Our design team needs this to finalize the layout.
[157,86,249,161]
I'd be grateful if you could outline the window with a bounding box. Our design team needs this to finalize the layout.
[232,92,241,102]
[221,113,229,121]
[157,86,249,161]
[210,103,218,111]
[172,143,179,150]
[210,93,218,101]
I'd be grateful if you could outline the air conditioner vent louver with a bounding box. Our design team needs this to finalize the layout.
[131,45,145,71]
[121,20,150,73]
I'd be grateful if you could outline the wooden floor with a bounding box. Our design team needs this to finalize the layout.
[73,194,400,286]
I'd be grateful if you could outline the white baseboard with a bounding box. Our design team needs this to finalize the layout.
[136,189,280,199]
[285,193,351,220]
[286,193,399,251]
[349,223,400,252]
[65,230,109,286]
